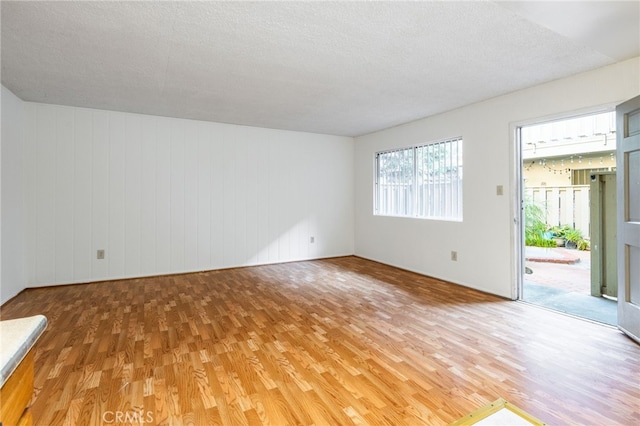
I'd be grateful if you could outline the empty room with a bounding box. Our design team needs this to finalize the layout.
[1,1,639,425]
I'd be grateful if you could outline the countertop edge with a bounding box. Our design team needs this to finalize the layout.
[0,314,48,387]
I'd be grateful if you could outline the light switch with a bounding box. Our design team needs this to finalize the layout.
[496,185,504,196]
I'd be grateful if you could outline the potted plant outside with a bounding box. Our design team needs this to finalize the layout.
[550,225,571,247]
[564,228,583,250]
[577,238,590,251]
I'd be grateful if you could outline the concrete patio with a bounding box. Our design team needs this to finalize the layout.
[523,247,617,326]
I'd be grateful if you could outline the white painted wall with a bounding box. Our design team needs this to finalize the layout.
[7,57,639,296]
[354,57,640,298]
[1,86,27,304]
[23,103,354,286]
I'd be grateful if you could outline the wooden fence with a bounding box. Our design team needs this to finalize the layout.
[525,185,590,236]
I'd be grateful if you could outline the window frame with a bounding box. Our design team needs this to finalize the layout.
[374,137,463,221]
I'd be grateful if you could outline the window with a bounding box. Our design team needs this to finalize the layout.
[375,137,463,220]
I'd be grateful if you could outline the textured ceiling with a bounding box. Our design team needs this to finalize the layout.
[2,1,638,137]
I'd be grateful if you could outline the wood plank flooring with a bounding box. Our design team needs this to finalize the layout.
[1,256,638,425]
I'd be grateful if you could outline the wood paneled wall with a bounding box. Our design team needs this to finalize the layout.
[22,103,354,286]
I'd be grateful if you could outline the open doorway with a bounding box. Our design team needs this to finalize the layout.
[518,111,618,325]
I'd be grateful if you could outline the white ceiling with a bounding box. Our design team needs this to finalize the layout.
[2,1,638,137]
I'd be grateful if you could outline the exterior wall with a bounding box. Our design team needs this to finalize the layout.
[524,152,615,187]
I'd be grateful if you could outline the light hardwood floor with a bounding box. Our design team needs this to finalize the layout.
[1,256,638,425]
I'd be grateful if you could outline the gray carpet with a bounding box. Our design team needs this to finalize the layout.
[523,281,617,326]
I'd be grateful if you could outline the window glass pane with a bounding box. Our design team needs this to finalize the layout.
[376,148,414,216]
[415,138,463,220]
[376,138,462,220]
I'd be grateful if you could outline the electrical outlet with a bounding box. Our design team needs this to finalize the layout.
[310,236,315,243]
[97,249,105,260]
[451,250,458,261]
